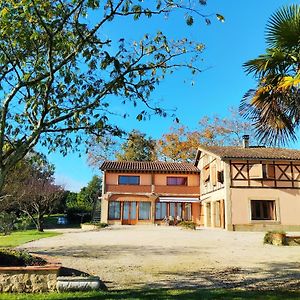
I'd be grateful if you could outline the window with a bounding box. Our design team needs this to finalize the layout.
[139,202,151,220]
[217,170,224,184]
[155,202,167,220]
[184,203,192,221]
[108,201,121,220]
[118,175,140,185]
[203,166,210,183]
[167,177,187,186]
[262,164,276,179]
[251,200,275,220]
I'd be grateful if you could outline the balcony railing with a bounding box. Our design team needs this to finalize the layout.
[154,185,199,195]
[106,184,199,195]
[106,185,152,193]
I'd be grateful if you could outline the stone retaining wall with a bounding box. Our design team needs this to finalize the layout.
[0,263,61,292]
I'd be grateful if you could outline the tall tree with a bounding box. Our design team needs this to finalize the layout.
[157,109,256,162]
[240,5,300,145]
[0,0,223,190]
[76,175,102,210]
[116,130,157,161]
[3,153,63,232]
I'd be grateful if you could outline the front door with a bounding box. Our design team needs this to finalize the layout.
[122,201,137,225]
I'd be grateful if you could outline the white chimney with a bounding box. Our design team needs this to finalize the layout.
[242,135,250,148]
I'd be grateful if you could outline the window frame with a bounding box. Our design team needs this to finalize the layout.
[166,176,188,186]
[138,201,151,220]
[108,201,121,220]
[250,200,276,221]
[118,175,140,185]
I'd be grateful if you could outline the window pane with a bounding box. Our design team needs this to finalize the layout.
[155,202,167,219]
[108,201,120,220]
[185,203,192,221]
[167,177,187,186]
[118,176,140,185]
[139,202,151,220]
[170,203,176,217]
[177,203,182,218]
[251,200,275,220]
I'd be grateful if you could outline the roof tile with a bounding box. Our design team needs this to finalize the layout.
[100,161,200,173]
[199,146,300,161]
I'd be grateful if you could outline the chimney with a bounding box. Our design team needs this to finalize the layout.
[242,135,250,148]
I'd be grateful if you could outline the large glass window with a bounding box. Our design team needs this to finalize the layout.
[184,203,192,221]
[167,177,187,186]
[118,175,140,185]
[155,202,167,220]
[108,201,121,220]
[138,202,151,220]
[251,200,275,220]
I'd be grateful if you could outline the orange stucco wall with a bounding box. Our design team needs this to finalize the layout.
[106,172,152,185]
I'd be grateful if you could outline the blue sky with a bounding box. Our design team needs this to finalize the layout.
[47,0,298,192]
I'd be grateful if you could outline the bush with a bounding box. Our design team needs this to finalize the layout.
[14,215,33,231]
[0,248,47,267]
[178,221,196,230]
[0,212,17,235]
[264,231,287,245]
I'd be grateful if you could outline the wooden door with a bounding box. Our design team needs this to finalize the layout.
[122,201,137,225]
[220,200,225,229]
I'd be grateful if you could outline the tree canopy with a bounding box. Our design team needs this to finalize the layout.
[240,5,300,146]
[0,0,223,190]
[116,130,157,161]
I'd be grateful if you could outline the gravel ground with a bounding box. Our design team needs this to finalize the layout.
[19,226,300,290]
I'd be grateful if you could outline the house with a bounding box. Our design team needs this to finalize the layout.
[100,161,201,225]
[195,135,300,231]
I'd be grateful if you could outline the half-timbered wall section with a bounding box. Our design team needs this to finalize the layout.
[230,160,300,189]
[197,153,225,196]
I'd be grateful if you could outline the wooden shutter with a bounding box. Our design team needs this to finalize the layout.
[211,165,217,186]
[249,164,263,179]
[267,164,275,179]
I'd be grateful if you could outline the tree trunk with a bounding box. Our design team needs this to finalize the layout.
[36,213,44,232]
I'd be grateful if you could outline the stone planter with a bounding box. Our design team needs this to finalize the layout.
[56,276,102,292]
[80,224,99,230]
[271,233,286,246]
[0,264,61,293]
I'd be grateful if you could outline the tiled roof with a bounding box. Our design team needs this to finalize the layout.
[100,161,200,173]
[199,146,300,161]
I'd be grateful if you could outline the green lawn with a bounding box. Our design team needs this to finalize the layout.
[0,230,61,247]
[0,289,300,300]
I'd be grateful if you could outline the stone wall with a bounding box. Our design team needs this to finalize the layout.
[0,266,60,293]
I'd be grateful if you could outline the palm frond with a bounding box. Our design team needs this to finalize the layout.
[266,5,300,49]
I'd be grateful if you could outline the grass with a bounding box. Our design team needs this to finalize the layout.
[0,289,300,300]
[0,230,61,247]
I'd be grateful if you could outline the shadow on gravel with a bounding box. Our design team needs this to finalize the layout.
[140,263,300,290]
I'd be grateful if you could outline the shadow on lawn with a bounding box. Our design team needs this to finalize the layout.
[46,289,300,300]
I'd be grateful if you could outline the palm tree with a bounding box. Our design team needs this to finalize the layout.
[240,5,300,145]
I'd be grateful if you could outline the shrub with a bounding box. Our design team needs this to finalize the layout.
[14,215,33,231]
[0,249,47,267]
[178,221,196,230]
[0,212,17,235]
[264,231,287,245]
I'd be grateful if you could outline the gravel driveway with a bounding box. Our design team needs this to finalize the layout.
[19,226,300,290]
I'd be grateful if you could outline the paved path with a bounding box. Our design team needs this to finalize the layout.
[20,226,300,290]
